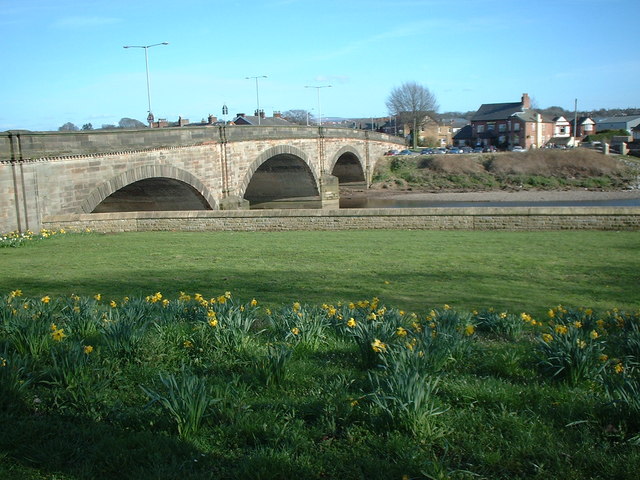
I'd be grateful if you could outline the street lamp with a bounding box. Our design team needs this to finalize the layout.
[123,42,169,126]
[245,75,267,125]
[305,85,332,126]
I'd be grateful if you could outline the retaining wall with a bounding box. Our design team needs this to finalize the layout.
[42,207,640,232]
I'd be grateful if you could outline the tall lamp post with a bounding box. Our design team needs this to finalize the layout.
[246,75,267,125]
[305,85,331,126]
[123,42,169,127]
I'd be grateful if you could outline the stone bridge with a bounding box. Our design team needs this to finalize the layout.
[0,126,404,233]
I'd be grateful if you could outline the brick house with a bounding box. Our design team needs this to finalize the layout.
[570,116,596,139]
[470,93,553,149]
[399,115,453,147]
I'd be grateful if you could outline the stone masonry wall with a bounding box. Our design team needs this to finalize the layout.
[42,207,640,233]
[1,128,403,233]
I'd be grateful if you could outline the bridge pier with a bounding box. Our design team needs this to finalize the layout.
[320,174,340,209]
[219,195,250,210]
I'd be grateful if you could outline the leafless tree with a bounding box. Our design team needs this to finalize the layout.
[386,82,439,149]
[282,109,314,126]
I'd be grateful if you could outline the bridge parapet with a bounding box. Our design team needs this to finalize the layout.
[1,126,404,162]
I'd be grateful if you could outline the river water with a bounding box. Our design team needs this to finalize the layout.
[339,196,640,209]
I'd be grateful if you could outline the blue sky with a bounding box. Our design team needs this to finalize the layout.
[2,0,639,131]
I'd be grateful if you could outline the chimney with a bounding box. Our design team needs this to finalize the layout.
[521,93,531,109]
[273,111,282,118]
[237,113,245,118]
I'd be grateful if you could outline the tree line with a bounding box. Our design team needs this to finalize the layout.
[58,118,147,131]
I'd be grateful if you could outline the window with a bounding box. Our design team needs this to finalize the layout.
[498,123,506,132]
[477,124,485,133]
[514,123,520,131]
[487,123,495,131]
[584,124,593,132]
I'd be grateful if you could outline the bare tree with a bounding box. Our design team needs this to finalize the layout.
[282,109,314,126]
[386,82,439,149]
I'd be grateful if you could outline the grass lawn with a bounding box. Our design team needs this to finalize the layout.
[1,230,638,318]
[1,230,640,479]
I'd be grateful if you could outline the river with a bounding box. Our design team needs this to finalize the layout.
[338,190,640,209]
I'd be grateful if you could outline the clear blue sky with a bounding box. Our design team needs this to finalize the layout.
[2,0,639,131]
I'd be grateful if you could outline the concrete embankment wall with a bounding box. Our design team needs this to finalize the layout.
[43,207,640,232]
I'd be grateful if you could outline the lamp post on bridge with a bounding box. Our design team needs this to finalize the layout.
[245,75,267,125]
[123,42,169,127]
[305,85,332,126]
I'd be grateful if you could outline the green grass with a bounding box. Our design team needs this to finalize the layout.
[1,295,639,479]
[1,230,639,318]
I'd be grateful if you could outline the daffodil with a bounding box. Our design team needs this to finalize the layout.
[396,327,408,337]
[83,345,94,354]
[51,328,66,342]
[554,325,568,335]
[40,295,50,304]
[371,338,387,353]
[346,318,357,328]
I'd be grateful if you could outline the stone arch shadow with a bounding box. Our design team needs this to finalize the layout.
[237,144,320,200]
[329,145,366,184]
[81,165,217,213]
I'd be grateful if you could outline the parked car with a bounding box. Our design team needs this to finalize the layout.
[511,146,526,152]
[482,146,497,153]
[420,148,435,155]
[384,149,399,156]
[472,147,484,153]
[398,149,417,156]
[460,146,473,154]
[446,147,462,154]
[435,148,447,155]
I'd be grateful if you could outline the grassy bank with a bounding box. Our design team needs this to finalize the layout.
[373,149,639,191]
[1,230,639,318]
[1,231,639,479]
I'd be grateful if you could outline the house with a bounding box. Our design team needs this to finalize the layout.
[470,93,554,149]
[232,111,291,126]
[633,124,640,142]
[453,125,473,147]
[570,116,596,139]
[595,115,640,134]
[399,115,453,147]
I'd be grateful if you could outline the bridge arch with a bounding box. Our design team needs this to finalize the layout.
[82,164,217,213]
[329,146,366,184]
[239,145,321,208]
